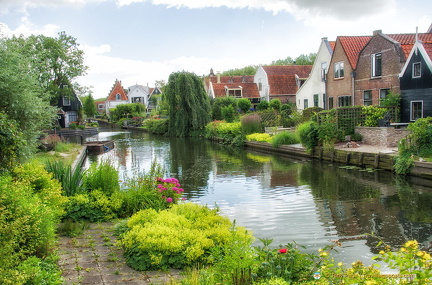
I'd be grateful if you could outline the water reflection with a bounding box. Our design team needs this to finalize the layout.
[85,129,432,264]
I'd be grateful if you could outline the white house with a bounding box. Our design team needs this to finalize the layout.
[128,84,151,107]
[296,37,335,110]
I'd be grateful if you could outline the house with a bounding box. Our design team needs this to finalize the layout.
[56,86,82,128]
[399,36,432,122]
[146,85,162,112]
[128,84,151,107]
[355,30,432,107]
[204,73,260,107]
[296,37,335,110]
[326,35,371,108]
[95,100,106,114]
[106,79,128,114]
[254,65,312,104]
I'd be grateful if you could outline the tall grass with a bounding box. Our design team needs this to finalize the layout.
[44,160,84,196]
[241,113,262,135]
[82,159,119,195]
[271,131,300,148]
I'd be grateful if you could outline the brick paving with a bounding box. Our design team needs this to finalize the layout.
[58,222,182,284]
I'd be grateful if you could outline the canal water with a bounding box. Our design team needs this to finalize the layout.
[85,128,432,266]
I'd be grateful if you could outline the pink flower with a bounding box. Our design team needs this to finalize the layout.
[279,249,288,254]
[172,187,178,191]
[166,197,173,203]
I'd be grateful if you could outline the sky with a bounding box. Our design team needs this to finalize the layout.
[0,0,431,99]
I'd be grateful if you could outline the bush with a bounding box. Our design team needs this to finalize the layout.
[44,160,84,196]
[221,105,236,123]
[204,121,243,145]
[211,97,237,120]
[350,132,363,141]
[269,99,282,112]
[237,98,252,113]
[0,112,25,172]
[120,203,253,271]
[241,113,263,135]
[271,131,300,148]
[406,117,432,156]
[301,107,323,122]
[361,105,387,127]
[297,121,318,153]
[246,133,272,143]
[256,100,269,111]
[82,160,120,195]
[143,118,168,134]
[0,164,66,284]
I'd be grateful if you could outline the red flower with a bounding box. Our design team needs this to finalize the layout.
[279,248,288,253]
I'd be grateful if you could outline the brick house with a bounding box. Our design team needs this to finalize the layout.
[204,73,260,108]
[326,36,371,108]
[254,65,312,104]
[106,79,128,114]
[355,30,432,107]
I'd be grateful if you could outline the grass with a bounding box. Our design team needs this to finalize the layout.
[31,142,83,166]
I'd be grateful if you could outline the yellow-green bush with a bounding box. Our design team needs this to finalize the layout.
[120,203,253,271]
[0,163,65,284]
[246,132,272,143]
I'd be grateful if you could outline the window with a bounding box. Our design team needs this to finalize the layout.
[363,90,372,106]
[227,88,242,98]
[313,94,319,107]
[98,104,105,109]
[411,101,423,121]
[321,62,327,81]
[371,53,382,77]
[68,111,78,122]
[304,99,308,109]
[258,79,262,91]
[413,62,421,78]
[338,96,351,107]
[116,93,121,100]
[379,88,390,104]
[334,61,344,79]
[63,95,71,106]
[328,97,334,109]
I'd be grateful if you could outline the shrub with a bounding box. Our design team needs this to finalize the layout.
[204,121,243,145]
[269,99,282,112]
[350,132,363,141]
[143,118,168,135]
[297,121,318,153]
[120,203,253,271]
[361,105,387,127]
[237,98,252,113]
[82,159,120,195]
[44,160,84,196]
[271,131,300,148]
[241,113,263,135]
[211,97,237,120]
[301,107,323,122]
[406,117,432,156]
[256,100,269,111]
[0,112,25,172]
[221,105,236,123]
[246,133,272,143]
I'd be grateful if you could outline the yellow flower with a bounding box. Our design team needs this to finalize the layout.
[423,253,431,260]
[379,250,385,255]
[417,251,425,257]
[320,252,328,257]
[404,240,418,249]
[318,248,323,252]
[400,247,407,252]
[338,262,344,267]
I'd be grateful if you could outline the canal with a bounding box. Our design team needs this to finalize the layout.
[84,128,432,266]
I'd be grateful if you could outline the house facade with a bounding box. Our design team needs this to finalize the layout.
[106,79,128,113]
[296,37,335,110]
[399,39,432,122]
[56,88,82,128]
[128,84,150,106]
[326,36,371,108]
[254,65,312,104]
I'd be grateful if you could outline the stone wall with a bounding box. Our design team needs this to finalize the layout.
[356,126,410,147]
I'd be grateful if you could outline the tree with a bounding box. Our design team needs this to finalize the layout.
[4,31,88,105]
[237,98,252,113]
[0,38,56,161]
[83,93,97,118]
[211,97,237,120]
[164,71,211,136]
[269,99,282,112]
[256,100,270,111]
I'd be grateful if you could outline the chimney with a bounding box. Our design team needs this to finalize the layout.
[217,72,221,83]
[373,30,382,36]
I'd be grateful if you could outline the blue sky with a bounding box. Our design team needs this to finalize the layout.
[0,0,431,99]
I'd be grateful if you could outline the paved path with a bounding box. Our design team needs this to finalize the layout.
[58,222,182,284]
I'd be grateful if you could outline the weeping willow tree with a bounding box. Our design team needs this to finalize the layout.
[164,71,211,137]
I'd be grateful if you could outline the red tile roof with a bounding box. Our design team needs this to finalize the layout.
[338,36,372,69]
[329,41,336,51]
[212,82,260,98]
[107,79,128,101]
[386,33,432,58]
[423,42,432,60]
[208,75,255,84]
[262,65,312,95]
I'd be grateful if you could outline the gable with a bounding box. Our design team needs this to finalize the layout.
[386,33,432,59]
[338,36,372,69]
[107,79,128,101]
[400,41,432,86]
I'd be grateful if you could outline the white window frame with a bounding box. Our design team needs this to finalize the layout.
[371,53,382,77]
[410,100,423,121]
[63,95,71,106]
[334,61,344,79]
[321,62,327,81]
[116,93,121,100]
[412,62,421,78]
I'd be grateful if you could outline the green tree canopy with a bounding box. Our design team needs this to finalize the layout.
[4,31,88,105]
[211,97,237,120]
[83,93,97,118]
[164,71,211,136]
[237,98,252,113]
[0,37,57,161]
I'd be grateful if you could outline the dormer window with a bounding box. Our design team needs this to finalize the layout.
[371,53,382,77]
[226,87,242,98]
[63,95,71,106]
[116,93,121,100]
[413,62,421,78]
